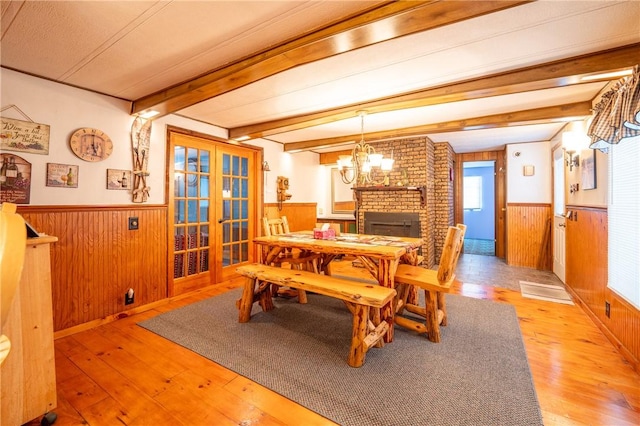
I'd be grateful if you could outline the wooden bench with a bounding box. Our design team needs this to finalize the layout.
[393,226,463,343]
[394,265,459,342]
[236,263,397,368]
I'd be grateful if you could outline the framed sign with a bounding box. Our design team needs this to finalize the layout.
[107,169,132,190]
[46,163,79,188]
[580,149,597,190]
[0,153,32,204]
[0,117,50,154]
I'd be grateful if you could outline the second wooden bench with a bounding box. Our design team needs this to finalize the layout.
[236,263,396,368]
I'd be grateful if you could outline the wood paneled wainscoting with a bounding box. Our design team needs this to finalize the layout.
[506,203,552,269]
[264,203,317,232]
[18,205,168,334]
[566,206,640,373]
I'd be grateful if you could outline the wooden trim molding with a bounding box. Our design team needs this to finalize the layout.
[18,204,167,212]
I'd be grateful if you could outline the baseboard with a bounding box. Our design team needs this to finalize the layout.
[54,279,242,339]
[565,285,640,375]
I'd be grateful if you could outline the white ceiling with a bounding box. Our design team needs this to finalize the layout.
[2,1,639,154]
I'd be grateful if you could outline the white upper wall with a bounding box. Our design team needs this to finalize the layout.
[1,69,319,206]
[506,141,552,204]
[244,138,321,205]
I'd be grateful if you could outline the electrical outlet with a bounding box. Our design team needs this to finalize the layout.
[128,217,139,230]
[605,301,610,318]
[125,288,135,305]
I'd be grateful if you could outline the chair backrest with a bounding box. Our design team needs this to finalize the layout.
[262,216,290,236]
[1,203,27,363]
[451,223,467,271]
[436,226,462,284]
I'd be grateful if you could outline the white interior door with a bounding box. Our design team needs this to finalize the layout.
[552,147,566,283]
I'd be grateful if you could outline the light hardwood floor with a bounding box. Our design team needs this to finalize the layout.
[32,255,639,425]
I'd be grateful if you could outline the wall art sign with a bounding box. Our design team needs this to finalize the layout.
[107,169,132,190]
[131,117,152,203]
[580,148,597,190]
[0,117,50,155]
[0,153,32,204]
[46,163,79,188]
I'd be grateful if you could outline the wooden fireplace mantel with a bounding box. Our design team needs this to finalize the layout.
[353,185,426,207]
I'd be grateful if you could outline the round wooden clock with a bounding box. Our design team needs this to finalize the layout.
[69,127,113,162]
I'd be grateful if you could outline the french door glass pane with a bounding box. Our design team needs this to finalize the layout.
[200,150,210,173]
[175,200,185,224]
[173,144,212,279]
[174,253,185,278]
[221,152,251,267]
[187,200,198,222]
[174,226,185,250]
[174,172,185,197]
[200,249,209,272]
[201,175,209,197]
[174,146,185,171]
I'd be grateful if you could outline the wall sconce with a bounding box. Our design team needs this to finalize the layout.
[562,130,588,172]
[262,160,270,189]
[565,151,580,171]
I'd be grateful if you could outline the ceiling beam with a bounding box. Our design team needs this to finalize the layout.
[283,101,593,152]
[131,0,530,117]
[232,43,640,140]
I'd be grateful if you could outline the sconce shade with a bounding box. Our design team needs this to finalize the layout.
[337,155,353,168]
[368,153,383,167]
[562,131,588,153]
[381,158,394,171]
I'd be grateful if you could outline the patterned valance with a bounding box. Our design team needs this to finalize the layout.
[588,65,640,153]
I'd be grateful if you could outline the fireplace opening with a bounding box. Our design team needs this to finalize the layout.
[364,212,421,238]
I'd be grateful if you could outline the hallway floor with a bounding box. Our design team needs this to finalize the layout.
[456,253,565,291]
[462,238,495,256]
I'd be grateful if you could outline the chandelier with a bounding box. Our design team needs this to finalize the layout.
[336,111,394,187]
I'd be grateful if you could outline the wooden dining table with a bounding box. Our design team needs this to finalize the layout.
[252,231,423,341]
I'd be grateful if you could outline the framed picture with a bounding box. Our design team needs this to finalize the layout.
[0,153,32,203]
[580,149,597,190]
[0,117,50,155]
[107,169,132,190]
[46,163,78,188]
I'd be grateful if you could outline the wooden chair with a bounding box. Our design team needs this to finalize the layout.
[262,216,319,303]
[263,216,291,237]
[0,203,27,365]
[393,225,464,342]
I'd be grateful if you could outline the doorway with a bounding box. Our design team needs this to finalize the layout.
[167,128,260,296]
[552,146,566,283]
[455,150,506,259]
[462,161,496,256]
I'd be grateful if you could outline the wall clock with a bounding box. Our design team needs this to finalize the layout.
[69,127,113,162]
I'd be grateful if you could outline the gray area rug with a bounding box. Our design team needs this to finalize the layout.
[139,289,542,426]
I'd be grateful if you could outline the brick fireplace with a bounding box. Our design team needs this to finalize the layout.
[354,137,455,267]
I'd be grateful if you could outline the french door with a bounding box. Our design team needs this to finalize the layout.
[168,130,258,296]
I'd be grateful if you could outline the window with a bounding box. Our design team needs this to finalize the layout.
[608,136,640,309]
[463,175,483,210]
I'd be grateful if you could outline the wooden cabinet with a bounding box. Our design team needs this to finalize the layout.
[1,236,57,425]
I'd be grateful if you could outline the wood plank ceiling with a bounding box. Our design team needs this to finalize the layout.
[2,1,639,153]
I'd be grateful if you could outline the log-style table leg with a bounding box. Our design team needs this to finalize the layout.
[238,277,256,323]
[377,258,399,343]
